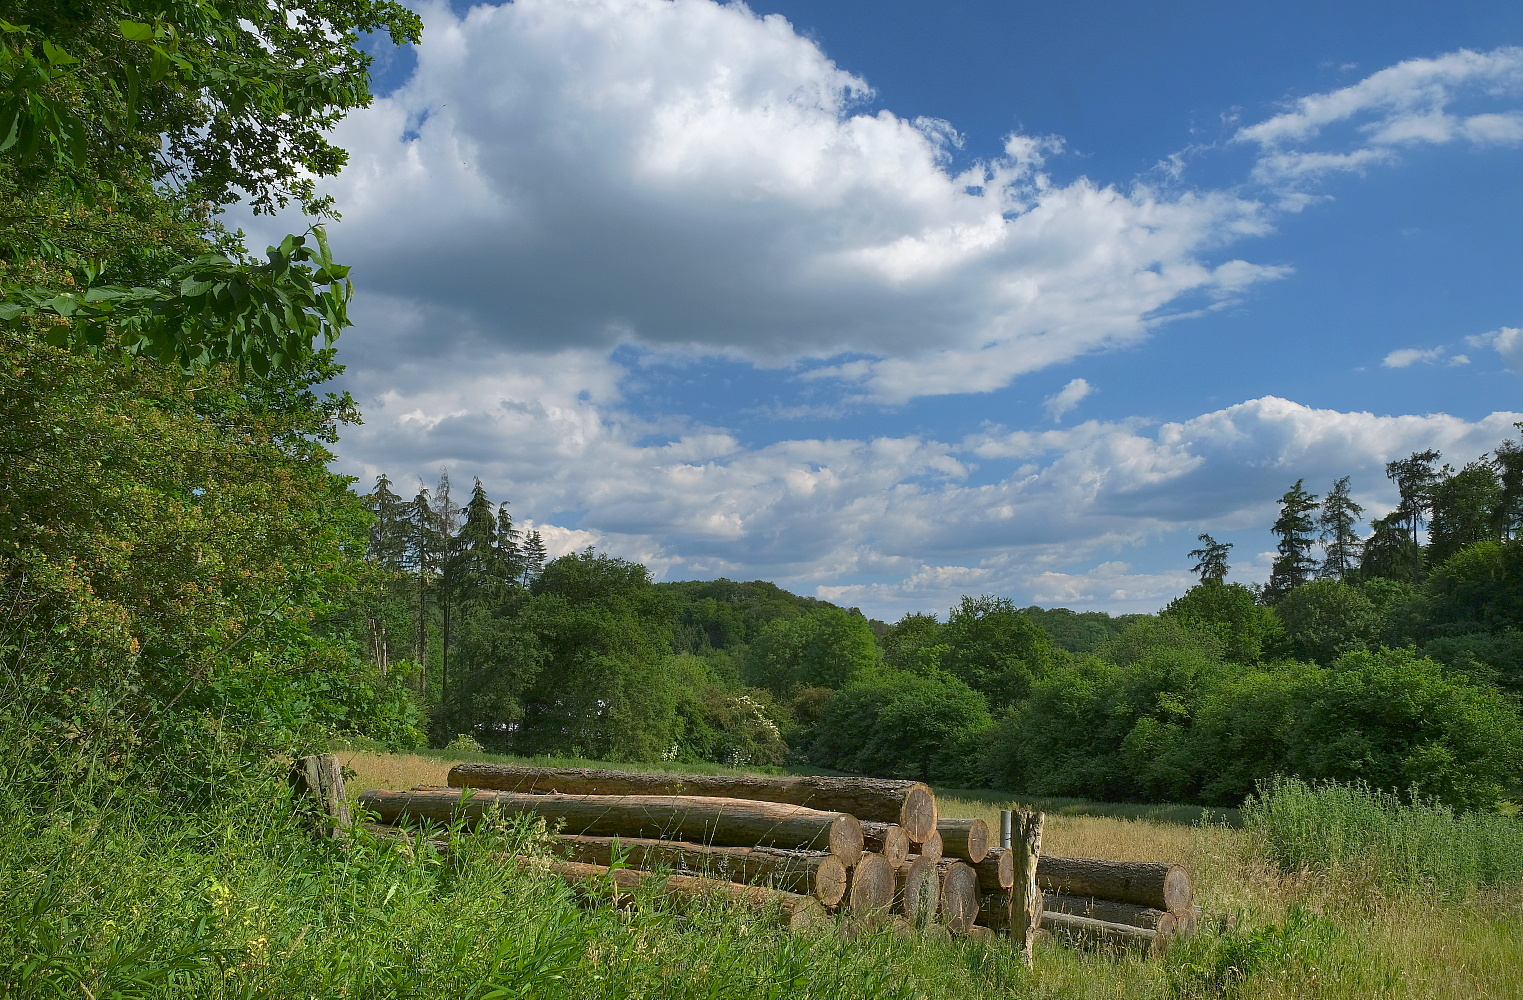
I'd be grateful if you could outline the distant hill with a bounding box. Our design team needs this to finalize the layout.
[1017,605,1149,653]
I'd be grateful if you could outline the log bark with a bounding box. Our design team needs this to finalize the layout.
[448,763,938,841]
[936,860,981,934]
[1036,857,1193,912]
[547,834,848,906]
[1041,911,1158,951]
[359,788,864,864]
[1009,809,1045,968]
[289,753,351,840]
[516,856,828,932]
[1043,892,1174,931]
[917,829,943,860]
[971,848,1015,890]
[937,818,990,864]
[846,852,896,921]
[895,854,941,925]
[860,822,911,867]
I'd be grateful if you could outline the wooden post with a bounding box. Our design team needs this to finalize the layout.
[1009,808,1044,967]
[289,753,351,840]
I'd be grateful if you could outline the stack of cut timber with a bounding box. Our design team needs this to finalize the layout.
[1030,856,1197,952]
[356,764,951,935]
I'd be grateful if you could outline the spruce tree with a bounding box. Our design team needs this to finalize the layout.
[1359,510,1420,583]
[1385,449,1442,567]
[1265,479,1319,601]
[1317,476,1364,580]
[522,530,548,587]
[1427,462,1502,564]
[1188,533,1232,584]
[365,474,413,570]
[408,485,438,699]
[496,504,524,585]
[1494,423,1523,540]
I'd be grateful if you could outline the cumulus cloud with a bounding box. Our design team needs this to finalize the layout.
[1467,326,1523,372]
[1383,346,1446,367]
[1043,378,1094,421]
[1237,47,1523,186]
[263,0,1288,404]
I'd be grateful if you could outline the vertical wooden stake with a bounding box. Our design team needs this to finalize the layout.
[290,753,352,840]
[1009,809,1045,967]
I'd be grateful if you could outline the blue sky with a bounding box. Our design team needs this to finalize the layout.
[249,0,1523,619]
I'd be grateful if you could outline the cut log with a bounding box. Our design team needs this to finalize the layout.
[548,834,848,906]
[1041,911,1157,951]
[1036,857,1193,912]
[1174,906,1198,936]
[936,860,981,935]
[846,852,896,921]
[448,763,938,841]
[1009,809,1045,968]
[971,848,1015,890]
[517,856,828,932]
[1043,892,1173,931]
[289,753,351,840]
[917,830,943,860]
[895,854,941,925]
[359,788,864,864]
[861,822,911,867]
[937,818,990,864]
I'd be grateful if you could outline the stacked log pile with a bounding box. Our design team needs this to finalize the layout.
[294,754,1207,962]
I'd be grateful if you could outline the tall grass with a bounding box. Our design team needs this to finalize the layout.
[1243,776,1523,900]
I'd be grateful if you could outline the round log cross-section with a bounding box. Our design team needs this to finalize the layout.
[896,854,942,925]
[937,818,990,864]
[861,822,911,867]
[937,861,981,935]
[846,853,896,920]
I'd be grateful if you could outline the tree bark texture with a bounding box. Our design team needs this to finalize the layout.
[937,818,989,864]
[936,860,981,935]
[516,856,829,932]
[1041,911,1158,952]
[1043,893,1177,935]
[289,753,351,840]
[547,834,849,906]
[895,854,941,925]
[971,848,1015,890]
[846,852,896,920]
[359,788,864,864]
[860,822,911,867]
[1009,809,1045,968]
[448,763,938,841]
[1036,857,1193,912]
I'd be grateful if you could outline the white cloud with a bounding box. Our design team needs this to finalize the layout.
[1467,326,1523,372]
[1383,346,1445,368]
[1043,378,1094,421]
[253,0,1288,405]
[1236,46,1523,186]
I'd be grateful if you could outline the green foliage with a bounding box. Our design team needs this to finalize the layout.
[810,667,993,784]
[741,605,881,697]
[941,595,1055,709]
[662,578,830,652]
[1017,605,1138,653]
[1244,776,1523,899]
[1264,479,1319,601]
[1162,583,1281,663]
[1422,537,1523,636]
[1270,579,1379,665]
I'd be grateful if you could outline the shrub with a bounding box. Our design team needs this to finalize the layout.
[811,668,992,785]
[1270,580,1379,665]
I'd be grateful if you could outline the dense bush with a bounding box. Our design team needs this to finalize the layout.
[1270,580,1379,665]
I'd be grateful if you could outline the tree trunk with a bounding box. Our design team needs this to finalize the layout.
[289,753,351,840]
[448,763,937,841]
[917,829,943,860]
[846,852,896,921]
[860,822,911,867]
[1041,911,1158,951]
[516,856,828,932]
[895,854,941,925]
[1043,893,1176,932]
[937,818,990,864]
[1036,857,1193,912]
[971,848,1015,890]
[548,834,848,906]
[359,788,864,864]
[936,860,981,934]
[1009,809,1044,968]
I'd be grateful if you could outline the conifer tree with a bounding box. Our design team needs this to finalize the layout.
[1265,479,1319,601]
[1188,533,1232,584]
[496,504,524,585]
[408,485,438,698]
[365,474,413,570]
[1317,476,1364,580]
[522,530,548,587]
[1360,510,1420,583]
[1427,462,1502,564]
[1493,423,1523,540]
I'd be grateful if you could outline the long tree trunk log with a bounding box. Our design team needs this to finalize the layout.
[547,835,848,906]
[289,754,351,840]
[1043,893,1177,935]
[1041,911,1158,951]
[936,860,981,934]
[360,788,864,864]
[861,822,911,867]
[937,818,990,864]
[971,848,1015,890]
[846,853,896,922]
[917,830,943,860]
[516,856,829,932]
[895,854,941,925]
[1010,809,1045,968]
[448,764,938,841]
[1036,857,1193,912]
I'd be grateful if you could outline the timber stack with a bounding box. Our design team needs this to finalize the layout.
[294,753,1205,961]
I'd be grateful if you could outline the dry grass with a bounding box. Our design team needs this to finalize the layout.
[341,750,453,794]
